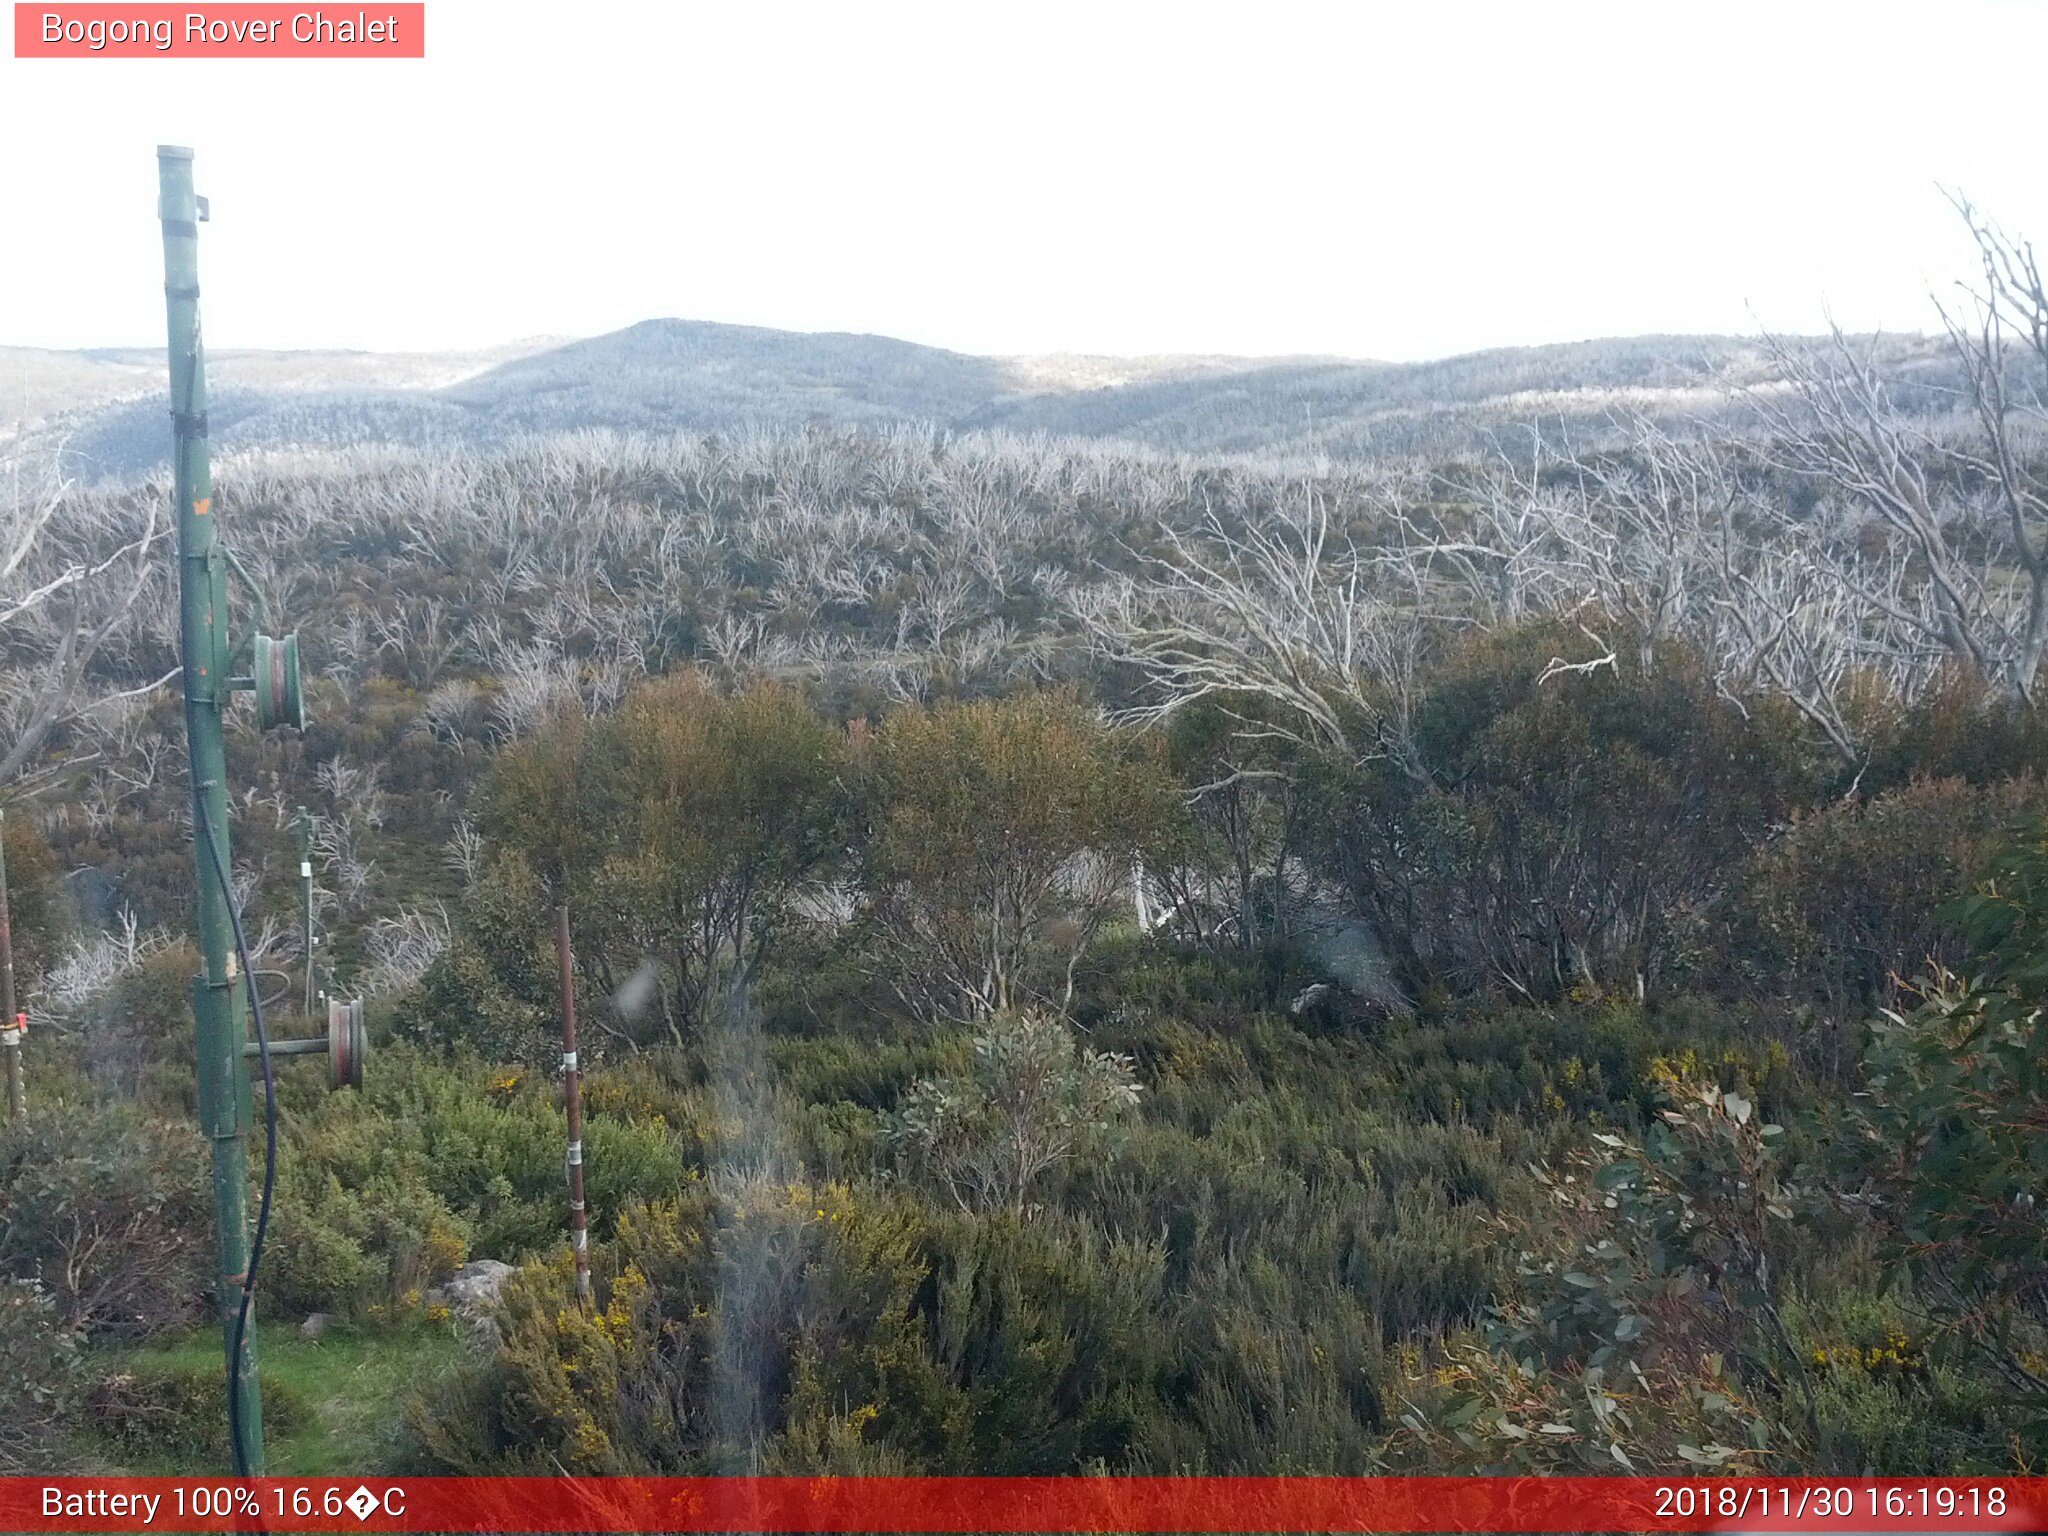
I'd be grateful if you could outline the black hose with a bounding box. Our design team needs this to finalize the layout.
[196,795,276,1479]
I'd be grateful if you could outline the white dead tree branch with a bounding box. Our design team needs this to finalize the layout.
[0,444,170,789]
[1937,192,2048,696]
[361,903,451,996]
[1755,234,2048,712]
[1074,490,1424,769]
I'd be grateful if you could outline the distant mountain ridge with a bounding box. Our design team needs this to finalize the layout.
[2,318,1950,479]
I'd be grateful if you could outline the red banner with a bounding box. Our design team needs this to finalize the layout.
[3,1477,2044,1533]
[12,4,424,57]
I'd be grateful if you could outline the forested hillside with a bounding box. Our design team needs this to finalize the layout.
[5,206,2048,1479]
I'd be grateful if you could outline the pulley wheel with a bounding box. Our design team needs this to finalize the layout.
[328,997,365,1090]
[253,632,306,732]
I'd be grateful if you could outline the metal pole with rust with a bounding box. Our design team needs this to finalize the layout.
[0,809,23,1123]
[554,904,592,1307]
[159,143,263,1475]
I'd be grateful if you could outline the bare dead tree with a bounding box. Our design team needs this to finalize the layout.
[1426,418,1958,765]
[488,639,580,739]
[443,816,485,887]
[360,903,451,996]
[0,444,169,789]
[1936,193,2048,696]
[1756,297,2045,706]
[418,678,487,748]
[1073,489,1426,770]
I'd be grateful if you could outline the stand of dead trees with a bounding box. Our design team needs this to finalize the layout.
[0,442,169,794]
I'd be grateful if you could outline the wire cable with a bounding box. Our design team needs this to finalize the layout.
[196,794,276,1480]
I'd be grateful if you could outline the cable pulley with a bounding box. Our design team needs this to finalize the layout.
[328,997,366,1090]
[252,632,305,732]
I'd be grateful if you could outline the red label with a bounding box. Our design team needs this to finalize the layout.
[0,1477,2043,1534]
[13,4,424,56]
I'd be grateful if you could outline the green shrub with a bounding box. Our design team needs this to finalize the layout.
[74,940,202,1099]
[261,1043,685,1315]
[886,1010,1141,1215]
[1788,1278,2018,1474]
[1859,671,2048,795]
[1,813,65,984]
[1323,620,1819,1000]
[411,1179,960,1474]
[391,851,556,1062]
[0,1280,81,1472]
[474,676,852,1053]
[262,1164,468,1318]
[857,691,1181,1020]
[0,1100,209,1337]
[86,1361,308,1463]
[1835,821,2048,1453]
[1152,695,1313,951]
[1392,1081,1800,1474]
[921,1207,1168,1473]
[1728,775,2046,1014]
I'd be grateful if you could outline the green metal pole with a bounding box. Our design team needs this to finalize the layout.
[158,144,263,1476]
[298,805,314,1017]
[0,809,22,1123]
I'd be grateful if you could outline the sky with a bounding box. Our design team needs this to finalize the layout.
[2,0,2044,362]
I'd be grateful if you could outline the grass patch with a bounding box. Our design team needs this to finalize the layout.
[84,1319,467,1475]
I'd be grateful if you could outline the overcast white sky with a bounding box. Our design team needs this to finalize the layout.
[2,0,2043,361]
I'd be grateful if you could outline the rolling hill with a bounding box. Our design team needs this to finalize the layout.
[3,319,1952,479]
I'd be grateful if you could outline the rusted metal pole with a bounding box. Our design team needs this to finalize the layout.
[0,809,22,1123]
[554,904,592,1308]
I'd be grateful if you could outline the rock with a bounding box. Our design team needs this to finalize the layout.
[298,1312,331,1340]
[1289,982,1335,1016]
[1301,912,1411,1016]
[425,1259,516,1350]
[430,1258,516,1309]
